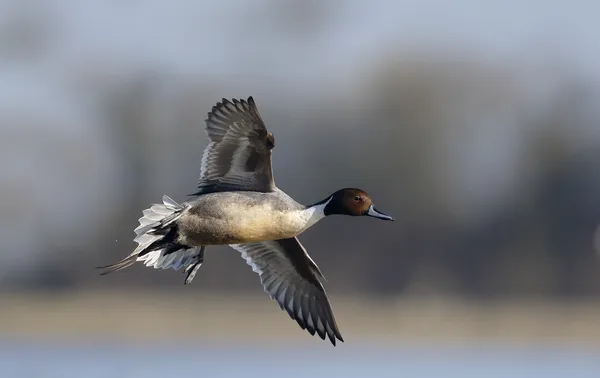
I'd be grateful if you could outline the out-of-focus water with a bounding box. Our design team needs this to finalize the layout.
[1,342,598,378]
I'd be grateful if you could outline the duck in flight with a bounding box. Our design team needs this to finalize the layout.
[98,97,394,346]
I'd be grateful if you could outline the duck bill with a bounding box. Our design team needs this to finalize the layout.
[366,205,394,221]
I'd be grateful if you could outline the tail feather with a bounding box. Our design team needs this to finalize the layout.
[97,195,204,280]
[162,195,181,208]
[97,255,138,275]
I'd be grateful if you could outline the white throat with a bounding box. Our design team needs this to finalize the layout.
[299,196,332,232]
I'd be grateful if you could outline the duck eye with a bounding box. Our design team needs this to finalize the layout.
[354,196,361,202]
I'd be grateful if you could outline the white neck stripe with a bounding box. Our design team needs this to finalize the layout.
[300,196,332,231]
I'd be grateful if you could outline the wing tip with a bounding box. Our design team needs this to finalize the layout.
[283,300,344,347]
[317,326,344,346]
[208,96,257,115]
[324,325,344,346]
[332,331,344,346]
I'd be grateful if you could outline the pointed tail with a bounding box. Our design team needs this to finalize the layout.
[97,195,201,276]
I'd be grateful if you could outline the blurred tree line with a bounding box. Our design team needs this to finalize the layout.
[8,51,597,300]
[1,0,599,300]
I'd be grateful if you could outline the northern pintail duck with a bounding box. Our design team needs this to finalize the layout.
[99,97,394,345]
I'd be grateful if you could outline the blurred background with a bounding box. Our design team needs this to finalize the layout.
[1,0,600,376]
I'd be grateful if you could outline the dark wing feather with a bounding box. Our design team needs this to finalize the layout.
[193,97,276,195]
[229,237,343,346]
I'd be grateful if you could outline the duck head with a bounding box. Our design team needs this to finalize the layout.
[322,188,394,221]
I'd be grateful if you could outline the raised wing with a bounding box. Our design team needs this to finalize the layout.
[193,97,276,195]
[229,237,344,345]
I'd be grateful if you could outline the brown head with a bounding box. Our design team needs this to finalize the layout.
[318,188,394,221]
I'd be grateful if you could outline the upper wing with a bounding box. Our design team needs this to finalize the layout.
[193,97,276,195]
[229,237,344,346]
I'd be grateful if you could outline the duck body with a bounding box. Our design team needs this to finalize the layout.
[178,189,323,246]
